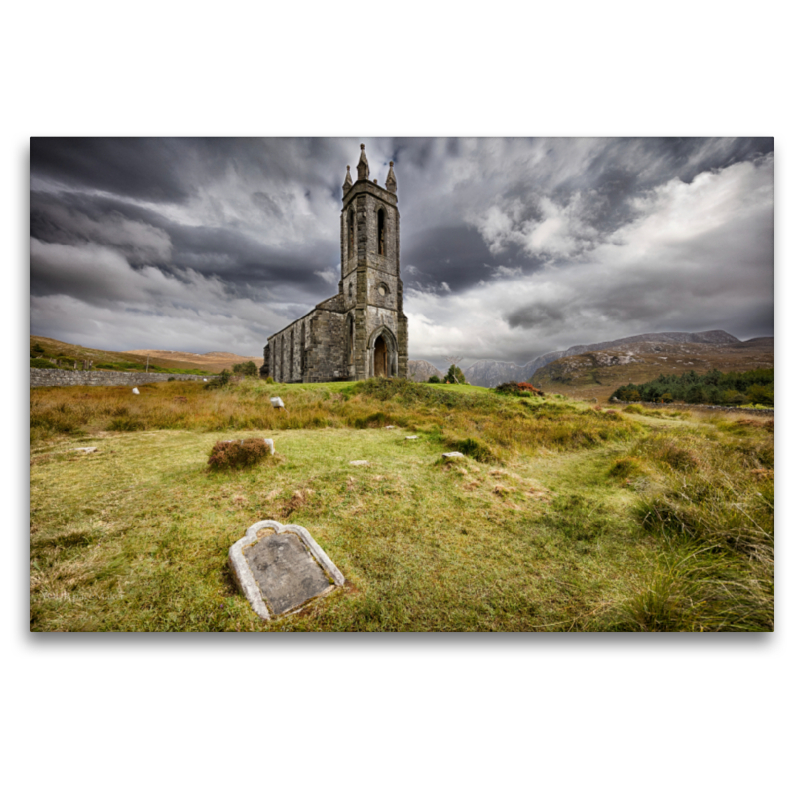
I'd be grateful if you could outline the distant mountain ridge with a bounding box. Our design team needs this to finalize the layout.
[408,360,444,382]
[463,330,744,388]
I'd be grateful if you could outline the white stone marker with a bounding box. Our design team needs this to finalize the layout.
[405,435,419,440]
[442,452,465,459]
[228,520,344,621]
[74,447,98,454]
[132,387,140,395]
[349,460,369,466]
[384,425,396,429]
[270,397,285,408]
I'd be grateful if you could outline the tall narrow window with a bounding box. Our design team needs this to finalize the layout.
[348,209,355,258]
[347,315,355,365]
[377,208,385,256]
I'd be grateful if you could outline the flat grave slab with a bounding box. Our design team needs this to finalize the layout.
[228,520,344,620]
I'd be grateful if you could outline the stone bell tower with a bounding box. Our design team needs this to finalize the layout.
[339,144,408,380]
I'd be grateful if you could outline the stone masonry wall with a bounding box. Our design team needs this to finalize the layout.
[30,369,217,388]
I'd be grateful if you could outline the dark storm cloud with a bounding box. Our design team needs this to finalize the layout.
[403,225,535,293]
[29,137,773,360]
[31,138,194,202]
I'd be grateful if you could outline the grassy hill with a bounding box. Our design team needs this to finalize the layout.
[532,338,774,401]
[29,378,773,631]
[30,336,262,374]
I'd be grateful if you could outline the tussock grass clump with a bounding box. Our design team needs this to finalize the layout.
[207,438,271,470]
[447,436,496,463]
[655,441,700,472]
[622,403,688,420]
[608,544,773,632]
[608,456,645,481]
[541,493,616,542]
[623,403,646,414]
[627,433,773,630]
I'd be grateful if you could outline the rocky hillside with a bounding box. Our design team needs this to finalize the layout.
[125,349,262,373]
[463,330,747,388]
[407,360,444,382]
[532,336,773,402]
[31,336,262,374]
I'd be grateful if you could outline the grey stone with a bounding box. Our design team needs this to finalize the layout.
[349,460,369,466]
[442,452,465,459]
[228,520,344,620]
[270,396,285,408]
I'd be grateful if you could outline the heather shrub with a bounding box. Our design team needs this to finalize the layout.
[496,381,544,397]
[207,438,270,470]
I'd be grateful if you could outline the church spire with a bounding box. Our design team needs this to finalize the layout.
[342,164,352,195]
[385,161,397,194]
[357,143,370,181]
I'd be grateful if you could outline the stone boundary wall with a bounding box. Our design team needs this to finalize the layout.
[30,368,218,388]
[609,397,774,416]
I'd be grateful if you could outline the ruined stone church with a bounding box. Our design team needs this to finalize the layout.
[261,145,408,382]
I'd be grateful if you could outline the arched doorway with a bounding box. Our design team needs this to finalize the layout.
[374,334,388,377]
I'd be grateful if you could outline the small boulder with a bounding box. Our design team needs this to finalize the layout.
[74,447,98,454]
[132,387,140,395]
[384,425,396,429]
[270,397,285,408]
[405,435,419,440]
[442,452,465,459]
[349,460,369,466]
[263,438,275,455]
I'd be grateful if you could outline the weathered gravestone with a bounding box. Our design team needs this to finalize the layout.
[228,520,344,620]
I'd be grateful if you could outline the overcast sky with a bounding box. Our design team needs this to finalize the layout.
[30,137,773,366]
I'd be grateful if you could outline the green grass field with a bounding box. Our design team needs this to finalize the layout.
[29,378,773,631]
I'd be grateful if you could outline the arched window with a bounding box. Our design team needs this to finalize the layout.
[377,208,385,256]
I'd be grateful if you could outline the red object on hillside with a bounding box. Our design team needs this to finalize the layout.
[517,382,545,396]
